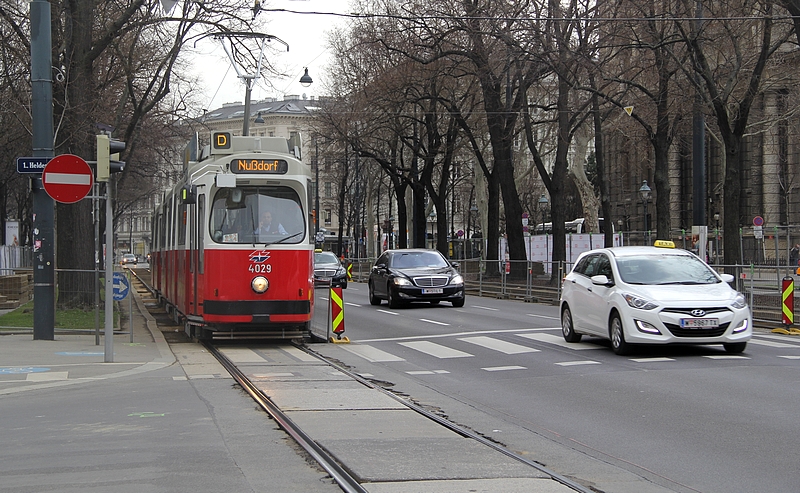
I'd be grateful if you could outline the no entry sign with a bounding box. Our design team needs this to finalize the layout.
[42,154,93,204]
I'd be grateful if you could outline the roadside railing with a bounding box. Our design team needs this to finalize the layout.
[342,256,794,327]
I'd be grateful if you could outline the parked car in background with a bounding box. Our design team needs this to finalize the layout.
[368,249,465,308]
[120,253,137,266]
[560,240,751,355]
[313,250,348,288]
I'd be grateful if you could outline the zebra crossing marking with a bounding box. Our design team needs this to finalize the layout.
[399,341,473,359]
[459,336,539,354]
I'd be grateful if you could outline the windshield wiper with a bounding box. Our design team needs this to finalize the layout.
[656,280,708,285]
[263,232,303,246]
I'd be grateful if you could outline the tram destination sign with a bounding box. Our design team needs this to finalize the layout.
[230,158,288,174]
[16,156,51,174]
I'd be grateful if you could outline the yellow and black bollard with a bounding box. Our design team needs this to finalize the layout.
[773,277,800,335]
[329,286,350,343]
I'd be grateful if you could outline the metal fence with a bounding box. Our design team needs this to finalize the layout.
[344,255,794,328]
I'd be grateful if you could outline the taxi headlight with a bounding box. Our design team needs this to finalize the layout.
[731,293,747,309]
[251,276,269,294]
[449,274,464,285]
[623,293,658,310]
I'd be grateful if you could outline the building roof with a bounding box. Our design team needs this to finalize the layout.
[202,95,323,122]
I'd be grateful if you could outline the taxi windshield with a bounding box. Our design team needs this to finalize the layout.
[616,254,720,285]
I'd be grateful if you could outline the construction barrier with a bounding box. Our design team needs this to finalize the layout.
[773,277,800,334]
[329,286,349,343]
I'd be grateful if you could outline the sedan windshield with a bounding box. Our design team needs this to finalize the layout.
[616,254,719,285]
[391,251,449,269]
[315,252,340,265]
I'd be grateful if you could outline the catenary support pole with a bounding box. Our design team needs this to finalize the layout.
[30,0,55,340]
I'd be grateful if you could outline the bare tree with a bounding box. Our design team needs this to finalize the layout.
[679,0,793,264]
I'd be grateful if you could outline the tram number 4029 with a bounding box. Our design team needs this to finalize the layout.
[248,263,272,273]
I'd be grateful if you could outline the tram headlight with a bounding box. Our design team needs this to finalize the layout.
[251,276,269,294]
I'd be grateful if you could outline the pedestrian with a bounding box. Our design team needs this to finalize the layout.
[791,244,800,267]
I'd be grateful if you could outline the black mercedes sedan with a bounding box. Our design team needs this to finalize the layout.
[314,250,348,289]
[368,249,465,308]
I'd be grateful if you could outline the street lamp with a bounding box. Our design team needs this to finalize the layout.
[299,67,313,87]
[538,194,549,234]
[639,180,652,243]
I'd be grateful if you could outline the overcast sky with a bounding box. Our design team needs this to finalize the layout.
[194,0,352,112]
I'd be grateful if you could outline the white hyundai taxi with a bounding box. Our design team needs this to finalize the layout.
[560,241,751,355]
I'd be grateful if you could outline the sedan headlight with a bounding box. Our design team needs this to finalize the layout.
[336,267,346,276]
[449,274,464,285]
[622,292,659,310]
[731,292,747,309]
[392,277,412,286]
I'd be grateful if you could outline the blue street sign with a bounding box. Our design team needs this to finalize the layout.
[113,272,129,301]
[16,156,51,174]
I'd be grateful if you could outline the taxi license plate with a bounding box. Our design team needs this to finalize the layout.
[680,318,719,328]
[422,288,443,294]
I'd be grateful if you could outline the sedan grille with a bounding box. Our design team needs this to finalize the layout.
[413,276,449,287]
[315,269,339,277]
[664,322,730,338]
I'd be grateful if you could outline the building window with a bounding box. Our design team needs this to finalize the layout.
[325,182,332,198]
[324,209,332,225]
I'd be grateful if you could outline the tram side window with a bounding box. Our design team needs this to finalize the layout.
[210,186,305,244]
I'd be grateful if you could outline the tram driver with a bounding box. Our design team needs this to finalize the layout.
[255,211,287,239]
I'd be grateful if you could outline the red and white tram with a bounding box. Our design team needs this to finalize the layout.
[150,132,314,339]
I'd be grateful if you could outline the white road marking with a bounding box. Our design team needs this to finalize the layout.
[406,370,450,375]
[377,309,399,315]
[342,345,406,362]
[420,318,450,326]
[473,305,499,311]
[359,327,555,343]
[482,366,527,372]
[459,336,540,354]
[555,361,601,367]
[777,355,800,360]
[399,341,473,359]
[748,338,800,348]
[629,357,675,363]
[517,333,599,350]
[345,302,360,307]
[526,313,560,320]
[702,355,750,360]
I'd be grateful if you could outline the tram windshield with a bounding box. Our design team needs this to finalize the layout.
[210,186,305,244]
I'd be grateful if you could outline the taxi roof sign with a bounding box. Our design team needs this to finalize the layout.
[654,240,675,248]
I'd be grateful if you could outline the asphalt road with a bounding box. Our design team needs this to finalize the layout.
[314,282,800,493]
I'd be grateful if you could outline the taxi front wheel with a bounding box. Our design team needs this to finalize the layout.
[561,306,581,343]
[610,314,631,356]
[723,342,747,353]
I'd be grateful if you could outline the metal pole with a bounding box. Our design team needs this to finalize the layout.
[95,182,100,345]
[243,77,253,136]
[31,0,55,340]
[104,181,114,362]
[315,138,319,235]
[129,269,133,343]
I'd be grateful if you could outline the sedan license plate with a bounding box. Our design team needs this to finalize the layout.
[422,288,443,294]
[680,318,719,328]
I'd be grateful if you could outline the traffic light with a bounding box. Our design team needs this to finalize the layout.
[96,134,126,182]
